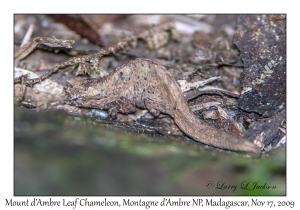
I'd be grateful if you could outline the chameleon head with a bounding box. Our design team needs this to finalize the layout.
[64,82,86,107]
[64,80,103,108]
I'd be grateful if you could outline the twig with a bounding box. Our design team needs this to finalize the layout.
[14,74,28,104]
[189,101,221,112]
[20,24,34,47]
[178,76,220,92]
[184,86,240,102]
[14,22,177,87]
[14,37,74,63]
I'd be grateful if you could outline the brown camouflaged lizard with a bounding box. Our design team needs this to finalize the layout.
[64,58,261,156]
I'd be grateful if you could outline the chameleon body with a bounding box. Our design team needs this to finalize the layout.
[65,58,261,156]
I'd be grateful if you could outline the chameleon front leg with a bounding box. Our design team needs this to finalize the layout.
[107,97,136,118]
[144,98,162,117]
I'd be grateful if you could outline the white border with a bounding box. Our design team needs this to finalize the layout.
[2,0,298,209]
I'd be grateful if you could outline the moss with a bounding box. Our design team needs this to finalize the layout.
[14,107,286,195]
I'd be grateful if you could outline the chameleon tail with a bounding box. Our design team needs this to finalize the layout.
[173,110,262,156]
